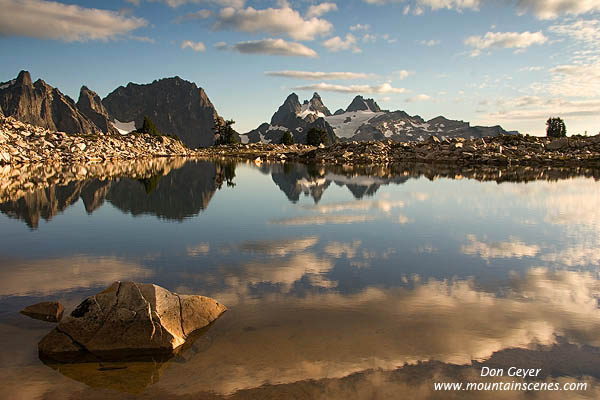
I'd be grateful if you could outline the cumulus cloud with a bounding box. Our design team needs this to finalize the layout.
[149,0,245,7]
[196,267,600,395]
[405,94,431,102]
[515,0,600,19]
[395,70,412,79]
[461,234,540,260]
[364,0,480,11]
[236,236,319,256]
[271,215,375,226]
[350,23,370,31]
[305,199,405,213]
[175,9,213,23]
[306,2,338,18]
[323,33,361,52]
[294,82,406,94]
[214,6,332,41]
[186,242,210,256]
[465,31,547,56]
[231,38,318,57]
[265,70,375,80]
[0,0,147,42]
[181,40,206,51]
[420,39,440,46]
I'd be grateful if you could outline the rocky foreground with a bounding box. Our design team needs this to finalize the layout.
[0,116,193,165]
[3,114,600,169]
[200,134,600,167]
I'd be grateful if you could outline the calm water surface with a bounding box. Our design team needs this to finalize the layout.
[1,160,599,399]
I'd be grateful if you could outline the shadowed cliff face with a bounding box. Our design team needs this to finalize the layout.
[0,71,100,135]
[102,77,224,148]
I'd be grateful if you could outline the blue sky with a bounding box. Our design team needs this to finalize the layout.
[1,0,599,135]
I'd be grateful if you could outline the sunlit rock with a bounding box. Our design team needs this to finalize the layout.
[20,301,64,322]
[38,281,226,362]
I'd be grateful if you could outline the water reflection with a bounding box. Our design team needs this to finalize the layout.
[1,159,600,399]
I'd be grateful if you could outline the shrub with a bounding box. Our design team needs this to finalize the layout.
[306,127,329,146]
[139,116,162,136]
[546,117,567,138]
[214,119,238,145]
[280,131,294,145]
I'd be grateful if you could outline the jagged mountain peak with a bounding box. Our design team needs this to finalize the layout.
[346,95,381,113]
[15,70,32,86]
[0,70,101,135]
[103,76,223,147]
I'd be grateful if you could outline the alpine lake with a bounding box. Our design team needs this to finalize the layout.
[1,158,600,399]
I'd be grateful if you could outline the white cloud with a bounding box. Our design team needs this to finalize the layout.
[214,41,228,49]
[420,39,440,46]
[549,19,600,47]
[323,33,361,52]
[461,235,541,260]
[294,82,406,94]
[214,6,333,41]
[265,70,375,80]
[306,2,338,18]
[465,31,547,55]
[187,242,210,256]
[175,9,213,23]
[306,199,405,213]
[181,40,206,51]
[350,23,371,31]
[364,0,480,11]
[271,215,375,225]
[405,94,431,102]
[362,33,377,43]
[0,0,147,42]
[519,66,544,72]
[395,70,412,79]
[150,0,245,7]
[515,0,600,20]
[231,38,318,57]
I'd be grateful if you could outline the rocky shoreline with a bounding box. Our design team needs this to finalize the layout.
[3,115,600,169]
[199,134,600,167]
[0,116,193,165]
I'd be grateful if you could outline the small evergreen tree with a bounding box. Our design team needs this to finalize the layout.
[140,116,161,136]
[306,127,329,146]
[546,117,567,138]
[214,119,238,145]
[280,131,294,145]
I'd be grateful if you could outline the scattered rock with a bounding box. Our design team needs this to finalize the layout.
[38,281,226,362]
[20,301,64,322]
[545,137,569,151]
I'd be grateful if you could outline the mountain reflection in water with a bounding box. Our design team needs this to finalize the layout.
[0,159,599,399]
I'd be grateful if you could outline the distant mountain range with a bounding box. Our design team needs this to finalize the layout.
[0,70,517,148]
[240,93,518,144]
[0,71,224,148]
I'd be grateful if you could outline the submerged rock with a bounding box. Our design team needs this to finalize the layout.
[20,301,64,322]
[38,281,226,362]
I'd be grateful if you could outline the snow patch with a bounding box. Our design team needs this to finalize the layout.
[324,110,383,139]
[111,119,136,135]
[297,103,325,120]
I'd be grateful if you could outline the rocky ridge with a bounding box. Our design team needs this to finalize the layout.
[102,76,224,148]
[0,116,193,165]
[197,134,600,167]
[0,71,101,135]
[240,93,517,144]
